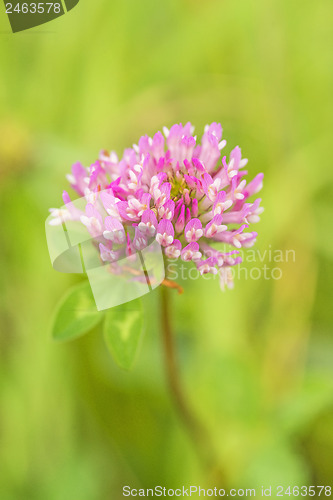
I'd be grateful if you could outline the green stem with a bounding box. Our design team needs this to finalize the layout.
[159,284,226,484]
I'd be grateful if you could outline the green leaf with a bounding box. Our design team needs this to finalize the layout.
[52,281,104,342]
[103,298,144,370]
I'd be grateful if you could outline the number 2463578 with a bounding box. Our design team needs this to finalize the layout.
[5,3,61,14]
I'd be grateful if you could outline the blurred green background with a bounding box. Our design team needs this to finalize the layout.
[1,0,333,498]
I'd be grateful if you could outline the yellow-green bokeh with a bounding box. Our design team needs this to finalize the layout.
[0,0,333,498]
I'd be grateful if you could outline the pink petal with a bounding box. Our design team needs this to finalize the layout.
[184,218,203,242]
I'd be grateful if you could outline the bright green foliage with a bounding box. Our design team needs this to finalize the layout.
[103,299,144,370]
[52,282,144,370]
[52,282,104,341]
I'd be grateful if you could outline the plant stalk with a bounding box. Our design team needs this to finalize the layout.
[159,283,226,485]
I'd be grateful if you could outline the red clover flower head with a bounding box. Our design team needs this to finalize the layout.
[49,122,264,291]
